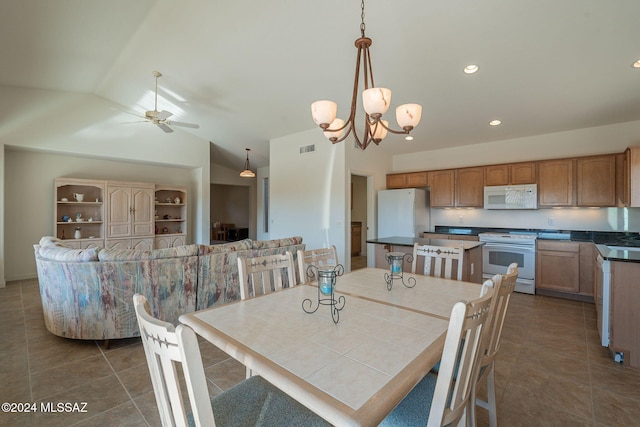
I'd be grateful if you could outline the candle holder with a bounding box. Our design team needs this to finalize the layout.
[302,264,345,324]
[384,252,416,290]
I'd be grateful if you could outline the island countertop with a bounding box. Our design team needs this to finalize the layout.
[367,236,484,250]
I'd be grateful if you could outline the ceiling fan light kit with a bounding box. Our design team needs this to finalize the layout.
[311,0,422,150]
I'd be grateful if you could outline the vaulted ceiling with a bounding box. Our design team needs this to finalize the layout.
[2,0,640,169]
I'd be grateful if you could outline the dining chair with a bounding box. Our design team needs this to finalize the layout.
[133,294,329,427]
[379,287,494,427]
[237,251,296,300]
[297,246,338,284]
[470,262,518,427]
[411,242,465,280]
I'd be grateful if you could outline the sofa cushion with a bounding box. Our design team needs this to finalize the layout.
[39,236,72,248]
[98,244,199,261]
[38,245,100,262]
[198,239,252,255]
[251,237,303,250]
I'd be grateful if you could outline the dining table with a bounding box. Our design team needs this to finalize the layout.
[179,267,481,427]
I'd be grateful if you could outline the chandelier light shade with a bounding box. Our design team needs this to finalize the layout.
[310,0,422,150]
[240,148,255,178]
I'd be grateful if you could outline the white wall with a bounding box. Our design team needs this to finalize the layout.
[0,85,211,284]
[270,129,348,264]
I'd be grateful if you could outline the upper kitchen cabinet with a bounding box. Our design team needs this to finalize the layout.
[538,159,575,207]
[386,171,428,189]
[428,169,455,207]
[623,146,640,207]
[455,167,485,207]
[576,155,616,207]
[616,152,629,206]
[485,162,536,186]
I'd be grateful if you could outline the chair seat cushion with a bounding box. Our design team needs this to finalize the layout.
[194,375,330,427]
[379,373,437,427]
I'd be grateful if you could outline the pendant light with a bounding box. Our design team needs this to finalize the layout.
[240,148,256,178]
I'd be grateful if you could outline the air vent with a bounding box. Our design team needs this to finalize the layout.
[299,144,315,155]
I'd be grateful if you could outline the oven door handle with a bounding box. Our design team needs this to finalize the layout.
[482,242,536,252]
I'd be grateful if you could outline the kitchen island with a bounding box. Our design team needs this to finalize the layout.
[367,236,484,283]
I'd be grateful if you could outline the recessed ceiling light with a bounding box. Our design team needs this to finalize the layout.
[405,135,414,141]
[463,64,479,74]
[633,60,640,69]
[489,119,502,126]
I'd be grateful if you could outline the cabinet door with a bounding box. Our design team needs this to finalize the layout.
[428,170,455,207]
[510,162,537,184]
[536,241,580,292]
[386,173,407,189]
[576,155,616,207]
[616,152,629,206]
[132,186,154,236]
[456,167,484,207]
[131,237,153,251]
[485,164,509,186]
[538,159,575,207]
[107,186,132,237]
[579,243,595,297]
[406,171,428,187]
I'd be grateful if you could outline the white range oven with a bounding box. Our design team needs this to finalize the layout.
[478,232,537,294]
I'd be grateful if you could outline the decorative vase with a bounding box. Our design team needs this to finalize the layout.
[74,228,82,239]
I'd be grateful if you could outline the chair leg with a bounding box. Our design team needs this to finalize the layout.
[485,363,497,427]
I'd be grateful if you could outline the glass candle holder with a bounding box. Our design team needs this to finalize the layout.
[318,266,337,295]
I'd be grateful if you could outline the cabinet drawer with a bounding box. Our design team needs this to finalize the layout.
[537,240,579,252]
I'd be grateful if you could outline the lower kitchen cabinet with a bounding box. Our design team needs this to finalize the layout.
[609,260,640,369]
[536,240,594,301]
[372,241,483,283]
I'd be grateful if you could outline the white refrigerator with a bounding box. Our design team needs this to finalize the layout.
[377,188,430,238]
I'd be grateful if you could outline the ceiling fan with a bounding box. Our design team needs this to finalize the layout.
[124,71,200,133]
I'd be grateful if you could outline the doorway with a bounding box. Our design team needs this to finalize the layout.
[350,174,368,270]
[210,184,250,242]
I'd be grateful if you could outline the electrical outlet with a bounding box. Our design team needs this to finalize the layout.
[458,215,464,224]
[548,217,555,226]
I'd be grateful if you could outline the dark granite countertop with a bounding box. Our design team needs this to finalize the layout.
[367,236,484,250]
[432,226,640,247]
[595,244,640,263]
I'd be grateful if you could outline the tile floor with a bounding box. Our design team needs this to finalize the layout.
[2,278,640,426]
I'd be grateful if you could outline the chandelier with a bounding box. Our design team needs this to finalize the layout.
[311,0,422,150]
[239,148,255,178]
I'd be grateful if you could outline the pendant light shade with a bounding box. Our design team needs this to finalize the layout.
[240,148,255,178]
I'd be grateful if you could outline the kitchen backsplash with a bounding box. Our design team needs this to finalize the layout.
[428,207,640,233]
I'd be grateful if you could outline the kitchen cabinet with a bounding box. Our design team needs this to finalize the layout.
[576,155,616,207]
[351,222,362,256]
[608,259,640,369]
[616,152,629,206]
[536,241,580,293]
[536,240,594,301]
[386,171,428,189]
[485,162,536,186]
[106,181,155,248]
[455,167,484,207]
[538,159,575,207]
[428,169,455,207]
[623,146,640,207]
[372,240,483,283]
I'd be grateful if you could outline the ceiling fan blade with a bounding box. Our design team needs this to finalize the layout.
[165,120,200,129]
[157,123,174,133]
[157,110,173,120]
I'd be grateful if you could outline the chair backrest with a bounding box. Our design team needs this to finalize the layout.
[297,246,338,284]
[428,287,494,427]
[237,251,296,300]
[483,263,518,362]
[411,243,464,280]
[133,294,215,427]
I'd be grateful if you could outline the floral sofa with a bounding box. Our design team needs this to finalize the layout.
[33,236,304,341]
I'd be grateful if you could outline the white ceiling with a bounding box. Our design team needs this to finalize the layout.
[2,0,640,170]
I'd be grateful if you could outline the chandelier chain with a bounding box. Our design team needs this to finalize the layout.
[360,0,366,37]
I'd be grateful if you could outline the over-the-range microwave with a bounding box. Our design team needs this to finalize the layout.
[483,184,537,209]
